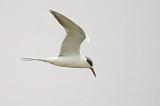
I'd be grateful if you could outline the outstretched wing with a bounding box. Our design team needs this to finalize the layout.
[50,10,86,56]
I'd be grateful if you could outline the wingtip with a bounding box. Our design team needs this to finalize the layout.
[49,10,53,13]
[49,10,57,14]
[49,10,58,17]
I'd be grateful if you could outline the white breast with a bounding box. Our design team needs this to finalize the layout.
[47,56,89,68]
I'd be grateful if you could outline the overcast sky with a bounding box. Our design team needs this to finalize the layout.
[0,0,160,106]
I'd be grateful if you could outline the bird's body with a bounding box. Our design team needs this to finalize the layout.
[47,55,89,68]
[23,10,96,77]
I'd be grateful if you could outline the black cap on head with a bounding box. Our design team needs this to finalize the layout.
[85,56,96,77]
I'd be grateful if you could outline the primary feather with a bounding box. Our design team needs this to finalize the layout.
[49,10,86,56]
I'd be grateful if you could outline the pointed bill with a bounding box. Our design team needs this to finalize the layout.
[90,67,96,77]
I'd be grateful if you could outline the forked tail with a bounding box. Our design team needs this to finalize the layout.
[22,58,48,63]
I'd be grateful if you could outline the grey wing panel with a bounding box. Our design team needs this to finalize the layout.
[59,31,86,56]
[50,10,82,31]
[50,10,86,56]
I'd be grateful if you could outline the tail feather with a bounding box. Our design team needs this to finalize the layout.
[22,58,48,62]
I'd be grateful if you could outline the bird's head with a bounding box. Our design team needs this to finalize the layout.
[85,56,96,77]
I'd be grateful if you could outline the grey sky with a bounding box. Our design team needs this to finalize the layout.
[0,0,160,106]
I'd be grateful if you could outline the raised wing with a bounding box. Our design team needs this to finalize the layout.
[49,10,86,56]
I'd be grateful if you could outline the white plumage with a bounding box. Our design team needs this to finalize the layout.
[23,10,96,77]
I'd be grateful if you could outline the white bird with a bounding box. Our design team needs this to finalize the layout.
[23,10,96,77]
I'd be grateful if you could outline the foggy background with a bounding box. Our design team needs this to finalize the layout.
[0,0,160,106]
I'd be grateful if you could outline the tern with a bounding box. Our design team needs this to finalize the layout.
[23,10,96,77]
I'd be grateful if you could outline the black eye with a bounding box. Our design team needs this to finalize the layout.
[85,56,93,66]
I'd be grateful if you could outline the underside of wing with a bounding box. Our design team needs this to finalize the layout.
[50,10,86,56]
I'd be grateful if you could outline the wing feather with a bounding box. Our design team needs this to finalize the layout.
[50,10,86,56]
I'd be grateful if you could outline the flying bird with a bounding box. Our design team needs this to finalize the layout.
[23,10,96,77]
